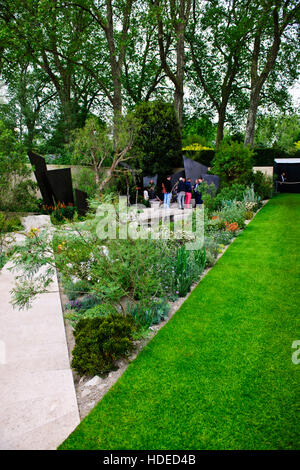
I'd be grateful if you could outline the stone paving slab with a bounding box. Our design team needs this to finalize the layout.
[0,216,80,450]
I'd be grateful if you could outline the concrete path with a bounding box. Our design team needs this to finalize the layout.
[0,216,80,450]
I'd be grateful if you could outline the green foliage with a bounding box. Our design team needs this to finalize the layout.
[0,212,23,268]
[72,167,98,199]
[132,101,182,176]
[65,302,119,328]
[204,236,222,267]
[49,204,76,224]
[197,182,218,211]
[214,204,246,230]
[211,141,255,186]
[62,278,91,301]
[189,149,215,167]
[245,210,254,219]
[253,171,274,200]
[0,212,23,233]
[65,294,102,313]
[71,314,136,376]
[211,184,248,212]
[0,120,38,211]
[70,116,111,169]
[128,298,170,328]
[182,115,216,147]
[255,114,300,151]
[174,245,195,297]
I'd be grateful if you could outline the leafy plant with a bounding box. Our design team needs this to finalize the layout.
[253,171,273,200]
[71,313,136,376]
[65,302,119,328]
[61,278,91,301]
[128,298,170,328]
[65,294,101,313]
[211,141,254,186]
[0,120,38,212]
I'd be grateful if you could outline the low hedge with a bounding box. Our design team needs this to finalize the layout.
[189,148,300,167]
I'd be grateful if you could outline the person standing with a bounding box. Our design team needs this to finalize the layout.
[162,175,172,209]
[194,176,204,205]
[177,177,186,210]
[184,178,192,208]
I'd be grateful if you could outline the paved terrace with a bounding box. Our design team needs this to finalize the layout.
[0,216,80,450]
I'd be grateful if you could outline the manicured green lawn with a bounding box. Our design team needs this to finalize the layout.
[59,194,300,450]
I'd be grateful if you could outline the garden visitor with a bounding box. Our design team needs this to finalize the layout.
[185,178,192,208]
[277,171,287,193]
[148,180,161,205]
[194,176,204,205]
[177,177,186,210]
[280,171,287,182]
[162,176,172,209]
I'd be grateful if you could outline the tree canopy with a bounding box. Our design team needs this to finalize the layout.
[0,0,299,159]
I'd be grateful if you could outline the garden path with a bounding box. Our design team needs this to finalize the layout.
[0,215,80,450]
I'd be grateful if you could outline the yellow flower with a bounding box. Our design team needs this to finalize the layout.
[27,227,40,238]
[182,143,213,151]
[294,141,300,150]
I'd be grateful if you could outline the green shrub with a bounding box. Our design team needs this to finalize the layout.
[71,313,136,376]
[202,183,248,212]
[204,237,220,267]
[215,204,246,229]
[253,171,274,200]
[211,141,254,186]
[0,212,23,233]
[212,230,233,245]
[65,302,119,327]
[245,210,254,220]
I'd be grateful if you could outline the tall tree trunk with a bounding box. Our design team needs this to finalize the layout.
[174,20,185,129]
[216,106,226,147]
[156,0,191,130]
[244,88,260,147]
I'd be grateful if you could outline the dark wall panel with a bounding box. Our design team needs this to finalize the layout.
[183,156,208,184]
[46,168,74,205]
[75,189,88,215]
[28,151,54,206]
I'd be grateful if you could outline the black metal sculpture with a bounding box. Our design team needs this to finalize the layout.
[183,156,208,185]
[46,168,74,206]
[28,151,54,206]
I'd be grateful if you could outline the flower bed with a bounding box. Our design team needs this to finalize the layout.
[9,183,266,408]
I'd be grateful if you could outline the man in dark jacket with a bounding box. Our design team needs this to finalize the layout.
[194,177,204,205]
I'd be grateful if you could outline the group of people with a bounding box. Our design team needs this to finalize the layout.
[176,176,204,209]
[143,175,204,209]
